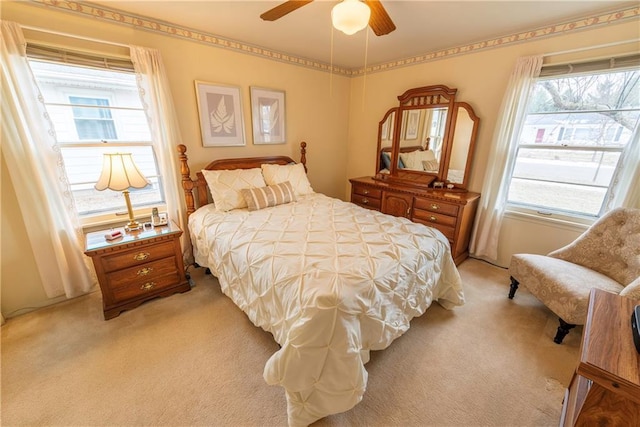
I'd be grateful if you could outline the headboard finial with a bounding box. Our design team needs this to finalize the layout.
[177,144,196,216]
[300,141,307,173]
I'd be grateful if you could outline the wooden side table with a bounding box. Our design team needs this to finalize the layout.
[84,220,191,320]
[560,288,640,426]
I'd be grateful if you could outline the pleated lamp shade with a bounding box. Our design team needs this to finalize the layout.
[95,153,149,191]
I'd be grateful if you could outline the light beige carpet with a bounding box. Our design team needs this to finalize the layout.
[1,258,580,426]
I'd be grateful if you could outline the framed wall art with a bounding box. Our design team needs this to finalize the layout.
[250,87,286,145]
[195,81,246,147]
[404,109,421,140]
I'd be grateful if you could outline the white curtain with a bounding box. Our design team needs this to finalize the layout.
[469,55,543,261]
[129,46,189,258]
[607,121,640,209]
[1,21,95,298]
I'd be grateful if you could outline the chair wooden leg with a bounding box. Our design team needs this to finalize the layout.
[554,318,576,344]
[508,277,519,299]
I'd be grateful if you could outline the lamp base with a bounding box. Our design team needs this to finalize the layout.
[125,222,143,232]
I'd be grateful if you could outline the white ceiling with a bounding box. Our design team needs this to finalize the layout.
[86,1,637,69]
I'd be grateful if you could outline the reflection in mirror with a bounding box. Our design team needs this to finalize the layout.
[378,111,395,173]
[397,107,448,174]
[446,103,479,186]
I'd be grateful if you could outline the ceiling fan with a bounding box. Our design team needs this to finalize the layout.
[260,0,396,36]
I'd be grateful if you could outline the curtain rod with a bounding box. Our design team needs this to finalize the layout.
[543,38,639,60]
[20,24,129,49]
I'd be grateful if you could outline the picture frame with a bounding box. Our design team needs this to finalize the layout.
[195,81,246,147]
[250,87,286,145]
[404,109,421,140]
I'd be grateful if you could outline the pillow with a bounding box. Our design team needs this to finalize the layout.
[399,150,436,170]
[201,168,266,212]
[381,151,391,170]
[241,181,297,211]
[381,151,405,169]
[422,160,440,172]
[261,163,313,195]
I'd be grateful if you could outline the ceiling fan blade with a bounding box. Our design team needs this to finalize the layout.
[260,0,315,21]
[364,0,396,36]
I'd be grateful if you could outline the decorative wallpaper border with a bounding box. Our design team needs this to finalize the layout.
[30,0,640,77]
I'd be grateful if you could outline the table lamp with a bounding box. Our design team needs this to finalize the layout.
[95,153,150,231]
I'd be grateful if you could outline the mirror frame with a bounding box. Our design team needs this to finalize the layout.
[374,85,479,191]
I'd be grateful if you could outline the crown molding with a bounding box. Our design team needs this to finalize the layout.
[28,0,640,77]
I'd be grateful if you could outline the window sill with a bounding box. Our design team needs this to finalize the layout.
[504,207,593,233]
[81,205,166,233]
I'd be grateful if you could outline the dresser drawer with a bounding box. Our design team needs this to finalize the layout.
[412,210,457,228]
[352,194,382,210]
[353,185,382,199]
[111,272,182,302]
[106,256,179,289]
[413,198,459,216]
[414,220,456,241]
[101,241,176,272]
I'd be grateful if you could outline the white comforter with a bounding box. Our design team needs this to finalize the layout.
[189,193,464,426]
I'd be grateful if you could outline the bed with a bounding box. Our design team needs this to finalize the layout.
[177,142,465,426]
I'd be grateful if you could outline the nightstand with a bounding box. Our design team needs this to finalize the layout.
[84,220,191,320]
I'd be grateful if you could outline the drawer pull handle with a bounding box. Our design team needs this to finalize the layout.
[140,282,156,291]
[430,203,439,210]
[362,198,369,204]
[133,252,150,261]
[363,189,369,195]
[429,216,437,222]
[137,267,153,276]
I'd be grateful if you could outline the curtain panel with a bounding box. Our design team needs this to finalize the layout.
[1,20,95,298]
[469,55,543,261]
[129,46,190,261]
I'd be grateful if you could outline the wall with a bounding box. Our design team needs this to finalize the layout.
[0,1,351,318]
[346,20,640,266]
[1,1,638,317]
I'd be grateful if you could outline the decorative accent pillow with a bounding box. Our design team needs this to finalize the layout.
[241,181,297,211]
[261,163,313,196]
[399,150,436,170]
[422,160,440,172]
[381,151,405,170]
[201,168,266,212]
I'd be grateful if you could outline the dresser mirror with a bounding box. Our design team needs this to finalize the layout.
[375,85,479,191]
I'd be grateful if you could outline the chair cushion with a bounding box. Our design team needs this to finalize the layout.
[509,254,624,325]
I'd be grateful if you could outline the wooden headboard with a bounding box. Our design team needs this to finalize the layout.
[177,142,307,216]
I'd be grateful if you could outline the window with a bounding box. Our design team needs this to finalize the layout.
[506,59,640,219]
[28,58,165,220]
[69,96,117,140]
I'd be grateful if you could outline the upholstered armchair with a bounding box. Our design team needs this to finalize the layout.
[508,207,640,344]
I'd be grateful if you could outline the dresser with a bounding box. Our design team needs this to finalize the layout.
[350,176,480,265]
[560,288,640,426]
[85,221,191,320]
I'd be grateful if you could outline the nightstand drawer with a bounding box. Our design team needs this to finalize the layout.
[102,241,176,272]
[111,272,182,301]
[106,256,179,289]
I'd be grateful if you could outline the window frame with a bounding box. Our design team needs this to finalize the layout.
[27,57,167,228]
[504,66,640,223]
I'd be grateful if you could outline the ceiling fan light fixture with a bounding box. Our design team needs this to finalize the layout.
[331,0,371,36]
